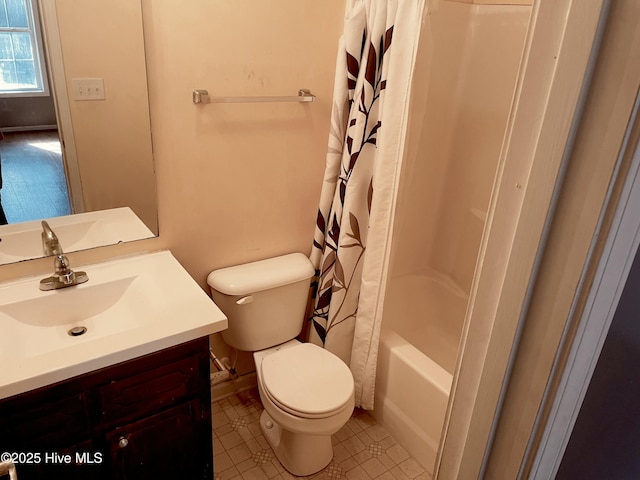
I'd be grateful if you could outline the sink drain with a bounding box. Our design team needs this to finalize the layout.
[68,326,87,337]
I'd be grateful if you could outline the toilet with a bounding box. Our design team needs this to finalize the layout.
[207,253,355,476]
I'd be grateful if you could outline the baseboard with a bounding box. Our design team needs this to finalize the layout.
[0,125,57,133]
[211,372,258,402]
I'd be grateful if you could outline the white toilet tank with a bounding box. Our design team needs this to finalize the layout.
[207,253,315,351]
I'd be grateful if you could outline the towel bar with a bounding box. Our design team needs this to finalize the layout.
[192,89,315,104]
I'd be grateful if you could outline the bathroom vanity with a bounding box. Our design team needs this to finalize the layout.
[0,250,228,479]
[0,337,212,479]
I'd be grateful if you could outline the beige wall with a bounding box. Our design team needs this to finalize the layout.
[140,0,346,372]
[390,0,530,295]
[140,0,344,284]
[50,0,345,288]
[447,0,532,5]
[56,0,157,232]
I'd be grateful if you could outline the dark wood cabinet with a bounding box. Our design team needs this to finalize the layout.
[108,399,211,480]
[0,337,213,480]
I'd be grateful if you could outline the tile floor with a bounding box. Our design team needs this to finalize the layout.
[212,387,430,480]
[0,130,71,224]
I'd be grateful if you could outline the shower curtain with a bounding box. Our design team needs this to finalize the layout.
[308,0,424,409]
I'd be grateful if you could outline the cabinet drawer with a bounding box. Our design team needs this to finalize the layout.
[100,354,201,424]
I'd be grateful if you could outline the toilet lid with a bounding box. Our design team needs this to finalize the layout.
[261,343,354,418]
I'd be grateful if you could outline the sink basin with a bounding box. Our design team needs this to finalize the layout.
[0,207,154,265]
[0,251,228,399]
[0,277,138,327]
[0,276,141,359]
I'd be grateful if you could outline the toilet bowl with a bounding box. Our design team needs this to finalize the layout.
[207,253,356,476]
[254,340,355,475]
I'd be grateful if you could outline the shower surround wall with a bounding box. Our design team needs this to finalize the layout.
[391,0,531,290]
[373,0,531,474]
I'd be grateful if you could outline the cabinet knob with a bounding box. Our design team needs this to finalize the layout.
[118,436,129,448]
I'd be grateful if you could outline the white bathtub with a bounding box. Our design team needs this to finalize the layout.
[373,273,468,474]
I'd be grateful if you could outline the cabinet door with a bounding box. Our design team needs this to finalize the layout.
[107,399,213,480]
[0,392,89,448]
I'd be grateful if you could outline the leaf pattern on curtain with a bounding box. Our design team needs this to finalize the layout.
[309,17,394,361]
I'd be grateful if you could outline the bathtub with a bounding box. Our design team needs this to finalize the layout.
[373,273,468,474]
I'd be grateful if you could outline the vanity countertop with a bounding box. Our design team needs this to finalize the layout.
[0,250,227,400]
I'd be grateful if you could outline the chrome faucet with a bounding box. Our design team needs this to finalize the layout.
[41,220,63,256]
[39,221,89,291]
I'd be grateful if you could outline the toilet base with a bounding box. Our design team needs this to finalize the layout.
[259,410,333,476]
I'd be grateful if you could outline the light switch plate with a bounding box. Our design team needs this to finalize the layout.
[71,78,106,101]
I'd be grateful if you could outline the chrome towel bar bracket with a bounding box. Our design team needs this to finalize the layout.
[192,89,315,104]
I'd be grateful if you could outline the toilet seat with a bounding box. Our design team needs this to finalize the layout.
[260,343,354,419]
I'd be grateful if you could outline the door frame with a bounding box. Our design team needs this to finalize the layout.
[528,92,640,478]
[37,0,84,214]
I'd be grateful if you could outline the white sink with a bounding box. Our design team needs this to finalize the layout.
[0,207,154,264]
[0,251,228,399]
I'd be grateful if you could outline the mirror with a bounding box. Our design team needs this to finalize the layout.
[0,0,157,265]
